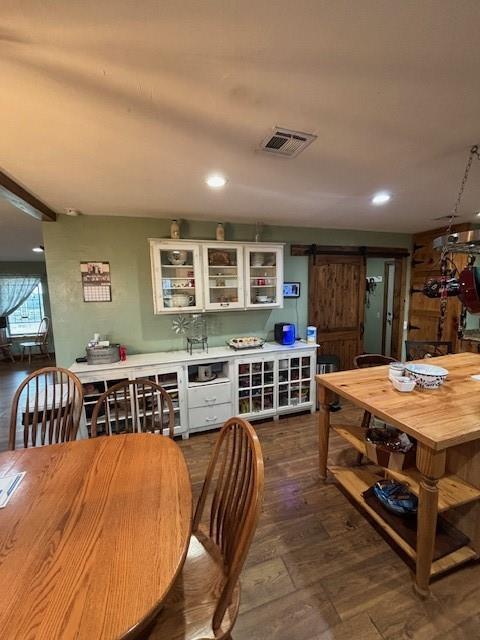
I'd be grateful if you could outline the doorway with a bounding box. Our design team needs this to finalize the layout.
[364,257,404,359]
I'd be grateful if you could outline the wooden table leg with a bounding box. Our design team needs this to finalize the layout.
[318,383,332,480]
[414,443,446,597]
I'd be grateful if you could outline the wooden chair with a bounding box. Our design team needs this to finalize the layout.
[146,417,264,640]
[9,367,83,450]
[0,341,15,363]
[90,378,175,438]
[20,317,50,365]
[353,354,396,464]
[405,340,453,361]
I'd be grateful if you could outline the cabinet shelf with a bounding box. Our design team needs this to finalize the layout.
[333,424,480,512]
[208,265,238,269]
[161,264,194,268]
[329,465,478,575]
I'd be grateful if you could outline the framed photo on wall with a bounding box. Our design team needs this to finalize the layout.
[80,262,112,302]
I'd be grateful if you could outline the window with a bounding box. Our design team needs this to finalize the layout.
[8,283,45,336]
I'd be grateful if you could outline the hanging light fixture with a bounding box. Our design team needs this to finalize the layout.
[422,144,480,340]
[433,144,480,253]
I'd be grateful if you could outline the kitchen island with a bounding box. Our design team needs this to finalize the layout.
[316,352,480,597]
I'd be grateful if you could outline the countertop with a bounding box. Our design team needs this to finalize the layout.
[70,340,318,374]
[316,352,480,450]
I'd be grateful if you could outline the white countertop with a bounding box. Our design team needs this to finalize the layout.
[70,341,318,374]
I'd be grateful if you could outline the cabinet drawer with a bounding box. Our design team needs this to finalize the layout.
[188,403,232,430]
[188,382,232,409]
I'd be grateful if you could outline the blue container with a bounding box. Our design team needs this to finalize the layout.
[275,323,296,345]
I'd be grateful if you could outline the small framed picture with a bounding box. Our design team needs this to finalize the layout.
[283,282,301,298]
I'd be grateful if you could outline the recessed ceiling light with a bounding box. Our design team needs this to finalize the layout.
[206,175,227,189]
[32,246,44,253]
[65,208,81,216]
[371,191,391,206]
[475,211,480,217]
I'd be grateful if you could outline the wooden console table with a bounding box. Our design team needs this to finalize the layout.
[316,352,480,596]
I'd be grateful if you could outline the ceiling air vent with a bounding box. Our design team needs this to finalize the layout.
[260,127,316,158]
[432,214,460,221]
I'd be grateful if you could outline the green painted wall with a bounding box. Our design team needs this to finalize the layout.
[43,215,411,367]
[0,261,53,353]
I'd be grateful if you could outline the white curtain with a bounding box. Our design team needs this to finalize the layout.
[0,276,41,341]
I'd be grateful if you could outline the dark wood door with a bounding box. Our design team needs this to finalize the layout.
[309,255,366,370]
[409,227,467,352]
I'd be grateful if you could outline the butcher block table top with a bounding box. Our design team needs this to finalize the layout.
[316,352,480,451]
[0,433,192,640]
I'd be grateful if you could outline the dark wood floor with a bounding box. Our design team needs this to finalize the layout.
[1,361,480,639]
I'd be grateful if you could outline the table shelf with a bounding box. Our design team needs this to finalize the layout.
[333,424,480,512]
[330,465,478,576]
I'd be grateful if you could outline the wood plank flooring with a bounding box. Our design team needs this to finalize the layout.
[1,363,480,639]
[179,412,480,640]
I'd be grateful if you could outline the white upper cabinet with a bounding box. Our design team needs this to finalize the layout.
[244,245,284,309]
[150,239,284,314]
[150,241,204,313]
[202,244,245,310]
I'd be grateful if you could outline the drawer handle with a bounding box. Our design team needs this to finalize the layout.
[204,397,217,403]
[220,302,229,307]
[205,416,217,423]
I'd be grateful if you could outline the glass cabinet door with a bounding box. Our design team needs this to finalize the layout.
[244,245,283,308]
[237,358,275,417]
[136,370,183,436]
[151,242,203,313]
[203,244,244,310]
[277,355,313,409]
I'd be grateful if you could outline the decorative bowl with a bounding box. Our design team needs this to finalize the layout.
[168,250,188,266]
[373,479,418,516]
[404,363,448,389]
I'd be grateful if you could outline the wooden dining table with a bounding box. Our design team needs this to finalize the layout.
[317,352,480,597]
[0,433,192,640]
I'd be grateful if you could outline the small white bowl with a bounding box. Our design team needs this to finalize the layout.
[392,376,416,392]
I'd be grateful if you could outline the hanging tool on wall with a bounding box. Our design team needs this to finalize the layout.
[365,277,377,308]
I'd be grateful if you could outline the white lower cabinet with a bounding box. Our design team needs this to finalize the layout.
[78,365,187,439]
[73,344,317,439]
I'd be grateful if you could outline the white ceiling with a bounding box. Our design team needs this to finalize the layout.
[0,200,44,262]
[1,1,480,234]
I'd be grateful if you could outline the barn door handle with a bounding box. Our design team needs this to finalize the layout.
[408,323,421,331]
[360,322,365,337]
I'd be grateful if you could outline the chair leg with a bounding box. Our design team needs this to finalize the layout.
[28,347,32,366]
[356,410,372,465]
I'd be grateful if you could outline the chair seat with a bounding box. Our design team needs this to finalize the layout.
[19,341,41,348]
[146,529,240,640]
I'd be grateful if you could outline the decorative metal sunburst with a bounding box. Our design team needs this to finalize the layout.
[172,315,191,335]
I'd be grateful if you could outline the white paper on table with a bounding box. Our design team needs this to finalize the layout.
[0,472,26,508]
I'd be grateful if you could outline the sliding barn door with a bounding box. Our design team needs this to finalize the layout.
[309,255,366,370]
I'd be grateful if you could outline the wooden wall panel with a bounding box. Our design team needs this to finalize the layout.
[408,226,468,352]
